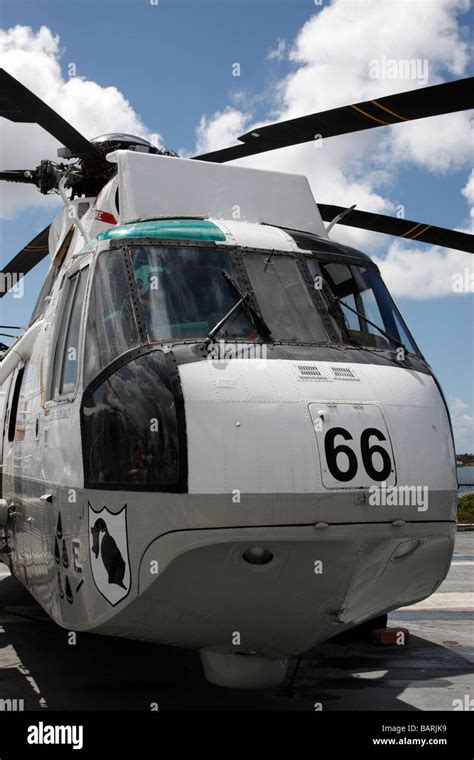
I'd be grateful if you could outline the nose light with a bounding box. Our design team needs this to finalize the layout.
[242,546,274,565]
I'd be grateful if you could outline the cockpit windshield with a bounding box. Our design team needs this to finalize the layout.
[242,252,328,343]
[84,243,420,388]
[130,246,256,342]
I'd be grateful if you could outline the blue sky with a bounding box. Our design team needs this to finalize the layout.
[0,0,473,451]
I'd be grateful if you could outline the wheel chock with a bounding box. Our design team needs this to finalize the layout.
[371,627,410,645]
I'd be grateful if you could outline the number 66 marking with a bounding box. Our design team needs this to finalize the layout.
[324,427,392,482]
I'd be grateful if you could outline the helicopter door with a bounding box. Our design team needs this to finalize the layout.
[2,364,28,581]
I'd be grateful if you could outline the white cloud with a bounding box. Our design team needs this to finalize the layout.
[448,395,474,453]
[383,112,473,174]
[266,38,286,62]
[0,25,164,218]
[374,241,473,299]
[462,170,474,206]
[461,169,474,233]
[461,169,474,227]
[195,0,473,291]
[194,107,250,155]
[2,4,473,302]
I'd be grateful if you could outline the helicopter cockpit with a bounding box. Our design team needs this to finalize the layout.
[82,240,419,366]
[73,235,422,492]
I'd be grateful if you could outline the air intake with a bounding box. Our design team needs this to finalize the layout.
[77,201,90,218]
[331,366,358,380]
[297,364,326,381]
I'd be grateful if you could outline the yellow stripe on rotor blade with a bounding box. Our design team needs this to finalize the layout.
[410,224,432,240]
[371,100,409,122]
[401,222,423,238]
[350,104,391,126]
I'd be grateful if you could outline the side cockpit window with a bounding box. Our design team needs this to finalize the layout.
[306,257,418,354]
[49,268,88,400]
[7,365,25,442]
[84,251,140,388]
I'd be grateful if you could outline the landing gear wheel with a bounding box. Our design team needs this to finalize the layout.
[200,649,288,689]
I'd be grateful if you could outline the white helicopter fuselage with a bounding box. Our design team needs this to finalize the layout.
[0,152,457,688]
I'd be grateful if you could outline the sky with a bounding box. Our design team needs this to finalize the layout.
[0,0,473,452]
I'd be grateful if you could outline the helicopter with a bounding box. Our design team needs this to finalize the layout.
[0,68,472,689]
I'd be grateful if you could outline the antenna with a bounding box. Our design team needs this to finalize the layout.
[326,204,357,235]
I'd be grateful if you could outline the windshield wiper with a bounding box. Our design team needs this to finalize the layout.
[204,292,250,347]
[220,271,272,341]
[320,279,355,344]
[329,293,407,353]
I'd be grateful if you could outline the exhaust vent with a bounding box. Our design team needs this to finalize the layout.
[331,366,359,381]
[296,364,328,381]
[77,202,90,219]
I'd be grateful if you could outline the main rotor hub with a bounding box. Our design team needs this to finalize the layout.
[55,133,178,198]
[90,133,159,154]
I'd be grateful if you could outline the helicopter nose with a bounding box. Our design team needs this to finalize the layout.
[178,356,456,523]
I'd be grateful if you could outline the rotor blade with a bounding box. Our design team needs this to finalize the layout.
[0,169,38,185]
[0,225,50,299]
[194,78,474,163]
[318,204,474,254]
[0,69,100,163]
